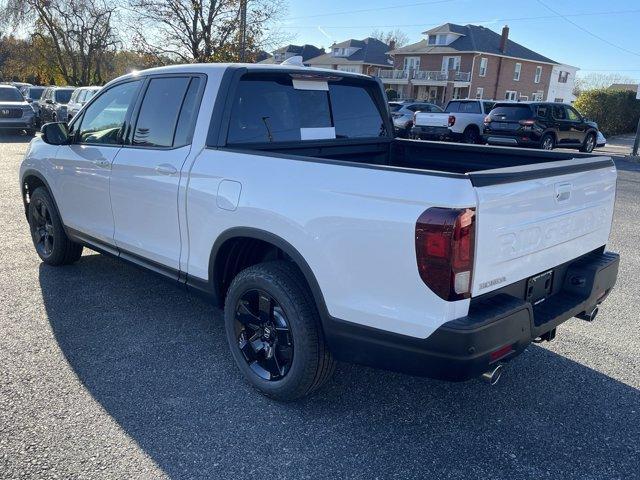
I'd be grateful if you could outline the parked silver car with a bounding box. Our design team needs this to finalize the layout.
[389,100,443,137]
[23,86,46,126]
[0,85,36,135]
[66,86,101,121]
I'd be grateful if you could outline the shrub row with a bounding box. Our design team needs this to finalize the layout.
[574,89,640,137]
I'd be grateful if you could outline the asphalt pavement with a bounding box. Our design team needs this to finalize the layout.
[1,133,638,479]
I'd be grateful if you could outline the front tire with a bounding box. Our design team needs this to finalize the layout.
[224,261,335,401]
[28,187,83,265]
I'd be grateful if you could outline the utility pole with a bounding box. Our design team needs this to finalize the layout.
[239,0,247,63]
[634,85,640,156]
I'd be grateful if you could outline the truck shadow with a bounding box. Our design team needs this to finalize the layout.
[38,253,639,479]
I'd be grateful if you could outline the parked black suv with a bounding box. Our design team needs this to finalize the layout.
[483,102,599,152]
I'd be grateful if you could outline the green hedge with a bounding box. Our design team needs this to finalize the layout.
[574,89,640,137]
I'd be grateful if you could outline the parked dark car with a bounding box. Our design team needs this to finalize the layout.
[23,86,46,126]
[0,85,36,135]
[38,87,76,124]
[66,86,101,121]
[389,100,443,137]
[483,102,599,152]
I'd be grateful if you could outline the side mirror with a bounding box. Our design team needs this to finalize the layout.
[41,122,70,145]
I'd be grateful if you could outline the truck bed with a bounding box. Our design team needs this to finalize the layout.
[232,138,602,177]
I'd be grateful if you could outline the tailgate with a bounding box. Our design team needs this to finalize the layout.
[469,157,616,296]
[415,112,449,128]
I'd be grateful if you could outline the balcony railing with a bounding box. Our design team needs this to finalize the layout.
[378,69,471,82]
[378,69,410,80]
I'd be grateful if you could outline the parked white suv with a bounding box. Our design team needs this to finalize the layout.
[413,99,495,143]
[20,64,619,400]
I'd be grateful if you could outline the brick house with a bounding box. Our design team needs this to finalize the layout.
[382,23,564,105]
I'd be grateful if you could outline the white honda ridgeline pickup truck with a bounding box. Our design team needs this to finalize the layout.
[20,64,619,400]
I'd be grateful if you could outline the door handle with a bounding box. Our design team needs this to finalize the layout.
[92,158,111,168]
[155,164,177,176]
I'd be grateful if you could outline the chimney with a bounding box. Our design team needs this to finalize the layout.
[499,25,509,53]
[389,40,396,51]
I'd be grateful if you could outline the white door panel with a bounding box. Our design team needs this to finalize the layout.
[54,144,119,243]
[110,146,191,270]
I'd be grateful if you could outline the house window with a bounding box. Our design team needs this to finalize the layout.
[534,66,542,84]
[428,35,436,45]
[532,91,544,101]
[558,71,569,83]
[505,90,517,101]
[476,87,484,99]
[442,56,461,72]
[436,34,446,45]
[479,58,488,77]
[403,57,420,71]
[452,87,463,99]
[337,65,359,73]
[514,63,521,81]
[554,97,564,102]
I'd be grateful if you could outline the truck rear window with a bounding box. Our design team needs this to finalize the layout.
[227,75,387,144]
[489,105,533,121]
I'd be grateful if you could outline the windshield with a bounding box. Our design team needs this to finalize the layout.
[0,87,24,102]
[54,89,74,104]
[28,87,44,100]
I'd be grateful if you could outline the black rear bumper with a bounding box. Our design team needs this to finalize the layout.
[324,249,619,381]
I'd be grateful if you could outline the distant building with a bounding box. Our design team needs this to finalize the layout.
[547,64,579,103]
[608,83,639,92]
[305,37,393,75]
[259,44,325,65]
[383,23,570,105]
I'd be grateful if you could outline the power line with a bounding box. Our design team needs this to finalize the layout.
[535,0,640,58]
[286,0,453,21]
[280,9,640,29]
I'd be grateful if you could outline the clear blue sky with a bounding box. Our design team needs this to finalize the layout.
[280,0,640,81]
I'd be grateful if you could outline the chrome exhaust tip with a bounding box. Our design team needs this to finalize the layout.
[577,305,599,322]
[481,364,503,386]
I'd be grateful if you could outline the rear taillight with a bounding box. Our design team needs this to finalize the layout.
[448,115,456,127]
[518,119,535,126]
[483,115,491,125]
[415,207,475,301]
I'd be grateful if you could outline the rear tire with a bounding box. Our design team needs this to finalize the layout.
[28,187,83,266]
[224,260,336,401]
[540,133,555,151]
[580,132,596,153]
[463,126,480,144]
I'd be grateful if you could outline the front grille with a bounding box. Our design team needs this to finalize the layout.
[0,108,23,119]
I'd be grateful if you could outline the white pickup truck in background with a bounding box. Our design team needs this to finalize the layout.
[20,64,619,400]
[412,99,495,143]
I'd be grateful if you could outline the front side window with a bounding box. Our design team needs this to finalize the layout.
[552,105,567,120]
[565,106,581,121]
[133,77,192,147]
[78,80,141,145]
[514,63,521,81]
[227,76,386,144]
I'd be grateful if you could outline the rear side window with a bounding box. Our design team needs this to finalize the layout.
[173,78,202,147]
[489,105,533,121]
[482,101,496,113]
[536,104,549,118]
[227,76,386,144]
[456,101,481,114]
[133,77,192,147]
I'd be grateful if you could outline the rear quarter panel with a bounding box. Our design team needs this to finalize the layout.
[186,151,477,338]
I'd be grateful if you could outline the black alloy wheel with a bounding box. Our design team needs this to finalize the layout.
[541,134,554,150]
[30,198,54,258]
[234,289,294,381]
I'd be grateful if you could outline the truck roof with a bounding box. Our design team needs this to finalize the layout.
[104,63,370,89]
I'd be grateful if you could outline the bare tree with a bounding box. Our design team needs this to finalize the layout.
[125,0,286,63]
[574,72,638,94]
[0,0,119,85]
[371,29,410,48]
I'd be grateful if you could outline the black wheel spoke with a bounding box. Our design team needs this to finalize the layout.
[233,289,294,382]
